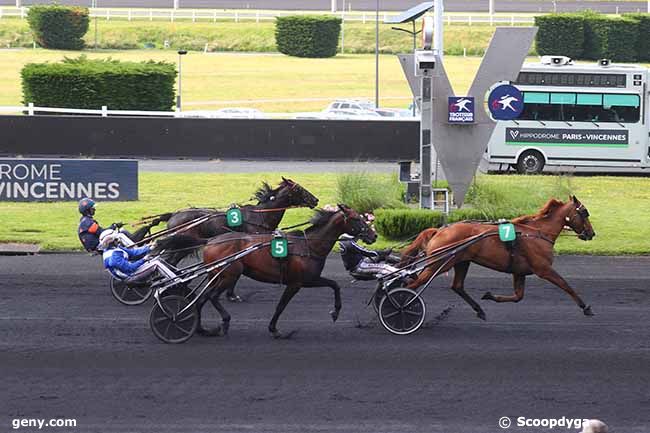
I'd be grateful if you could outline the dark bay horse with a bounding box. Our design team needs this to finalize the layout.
[161,178,318,239]
[404,196,595,320]
[146,178,319,301]
[164,205,377,338]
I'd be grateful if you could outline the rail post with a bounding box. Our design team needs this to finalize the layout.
[101,105,108,117]
[28,102,34,116]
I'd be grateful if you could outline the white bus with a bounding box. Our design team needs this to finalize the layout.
[485,56,649,174]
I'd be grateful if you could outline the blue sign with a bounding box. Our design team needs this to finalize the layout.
[0,159,138,202]
[448,96,475,123]
[487,84,524,121]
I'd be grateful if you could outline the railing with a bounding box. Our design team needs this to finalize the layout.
[0,6,537,25]
[0,104,418,121]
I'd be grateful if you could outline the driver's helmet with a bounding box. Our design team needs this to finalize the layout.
[78,198,96,216]
[98,229,119,251]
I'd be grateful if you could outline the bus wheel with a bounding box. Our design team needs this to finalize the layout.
[516,150,545,174]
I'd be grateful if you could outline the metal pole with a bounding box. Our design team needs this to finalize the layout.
[331,0,337,13]
[412,20,417,117]
[15,0,21,8]
[177,54,182,111]
[173,0,179,9]
[375,0,379,108]
[92,0,97,48]
[434,0,444,57]
[341,0,345,53]
[489,0,494,15]
[420,75,432,209]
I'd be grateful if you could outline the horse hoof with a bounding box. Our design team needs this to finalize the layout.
[271,329,299,340]
[477,311,487,321]
[481,292,493,301]
[227,295,243,303]
[197,325,222,337]
[583,305,594,316]
[329,309,340,322]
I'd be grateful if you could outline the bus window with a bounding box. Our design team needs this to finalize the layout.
[520,92,640,123]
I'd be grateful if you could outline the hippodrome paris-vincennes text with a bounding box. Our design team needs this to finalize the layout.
[0,163,120,200]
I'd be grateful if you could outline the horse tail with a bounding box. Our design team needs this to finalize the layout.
[398,227,439,267]
[137,212,174,226]
[153,234,207,257]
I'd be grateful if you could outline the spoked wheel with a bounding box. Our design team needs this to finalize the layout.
[149,295,198,344]
[110,276,153,306]
[378,288,426,335]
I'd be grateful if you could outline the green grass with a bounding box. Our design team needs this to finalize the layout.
[2,172,650,255]
[0,49,484,112]
[0,17,505,55]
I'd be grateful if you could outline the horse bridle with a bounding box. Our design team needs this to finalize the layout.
[565,203,591,239]
[341,209,374,239]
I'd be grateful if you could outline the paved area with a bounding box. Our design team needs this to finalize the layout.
[1,253,649,432]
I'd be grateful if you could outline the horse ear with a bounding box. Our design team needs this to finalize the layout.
[572,195,578,204]
[281,176,288,183]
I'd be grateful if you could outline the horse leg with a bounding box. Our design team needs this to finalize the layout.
[482,274,526,303]
[196,272,240,337]
[268,284,302,339]
[534,266,594,316]
[303,277,342,322]
[449,262,487,321]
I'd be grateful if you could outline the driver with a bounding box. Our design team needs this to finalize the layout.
[77,197,132,252]
[98,229,172,285]
[339,234,399,279]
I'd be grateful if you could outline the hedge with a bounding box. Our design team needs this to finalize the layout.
[374,209,445,240]
[27,5,89,50]
[21,56,177,111]
[535,14,585,59]
[583,14,638,62]
[623,13,650,61]
[275,15,341,58]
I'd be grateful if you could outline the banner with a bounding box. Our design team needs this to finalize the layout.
[505,128,629,147]
[0,159,138,202]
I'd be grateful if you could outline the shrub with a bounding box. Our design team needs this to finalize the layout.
[21,56,177,111]
[534,14,585,59]
[27,5,89,50]
[374,209,445,239]
[336,172,406,214]
[275,15,341,58]
[583,13,638,61]
[447,208,487,223]
[622,13,650,61]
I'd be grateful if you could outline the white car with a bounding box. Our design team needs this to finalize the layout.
[325,99,376,113]
[214,108,266,119]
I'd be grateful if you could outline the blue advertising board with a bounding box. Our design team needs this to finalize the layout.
[487,84,524,121]
[0,159,138,202]
[448,96,475,123]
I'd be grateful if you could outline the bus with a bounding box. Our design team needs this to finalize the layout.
[485,56,649,174]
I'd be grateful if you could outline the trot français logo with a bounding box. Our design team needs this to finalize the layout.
[487,83,524,121]
[448,96,475,123]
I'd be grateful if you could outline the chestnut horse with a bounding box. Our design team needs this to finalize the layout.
[198,205,377,338]
[404,196,595,320]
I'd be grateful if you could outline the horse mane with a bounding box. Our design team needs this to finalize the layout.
[512,198,565,224]
[253,181,277,203]
[309,208,338,227]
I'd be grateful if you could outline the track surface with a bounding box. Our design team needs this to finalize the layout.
[2,253,650,432]
[1,0,647,13]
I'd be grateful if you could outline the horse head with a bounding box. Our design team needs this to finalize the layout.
[565,195,595,241]
[276,177,319,208]
[337,204,377,244]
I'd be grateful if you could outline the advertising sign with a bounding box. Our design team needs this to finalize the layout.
[505,128,629,147]
[0,159,138,202]
[448,97,475,124]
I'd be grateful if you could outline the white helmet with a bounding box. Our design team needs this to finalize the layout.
[98,229,119,251]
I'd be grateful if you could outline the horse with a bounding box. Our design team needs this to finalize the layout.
[403,196,595,320]
[145,178,319,301]
[158,204,377,339]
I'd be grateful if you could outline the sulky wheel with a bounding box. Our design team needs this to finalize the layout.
[110,276,153,306]
[149,295,199,344]
[378,288,426,335]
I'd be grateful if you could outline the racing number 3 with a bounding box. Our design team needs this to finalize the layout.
[226,208,243,227]
[271,238,288,258]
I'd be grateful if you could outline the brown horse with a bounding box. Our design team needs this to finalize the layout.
[404,196,595,320]
[197,204,377,338]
